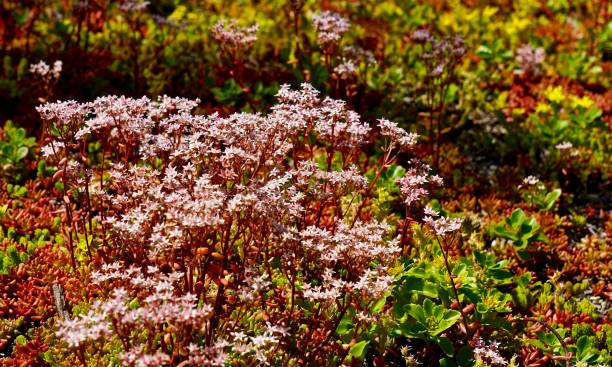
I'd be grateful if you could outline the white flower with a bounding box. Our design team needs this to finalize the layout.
[211,19,258,49]
[555,141,573,150]
[334,60,357,79]
[424,205,439,217]
[522,175,540,186]
[30,60,62,80]
[378,118,418,150]
[424,215,463,236]
[312,11,350,47]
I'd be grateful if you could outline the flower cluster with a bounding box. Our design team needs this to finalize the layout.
[411,29,432,43]
[522,175,540,186]
[40,83,432,364]
[555,141,572,150]
[119,350,170,367]
[56,266,212,353]
[333,46,376,80]
[423,206,463,236]
[312,11,350,48]
[472,337,508,366]
[333,59,357,79]
[231,323,288,364]
[397,162,443,206]
[29,60,62,80]
[119,0,150,12]
[378,118,418,150]
[412,30,466,77]
[36,99,89,133]
[30,60,63,101]
[515,43,545,75]
[211,19,259,49]
[343,45,376,66]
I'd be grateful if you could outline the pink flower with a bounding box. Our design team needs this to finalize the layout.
[312,11,350,47]
[30,60,62,79]
[522,175,540,186]
[423,215,463,236]
[555,141,572,150]
[515,44,545,75]
[211,19,258,49]
[472,337,508,366]
[55,311,112,348]
[424,205,439,217]
[334,60,357,79]
[378,118,418,150]
[119,348,170,367]
[36,100,90,132]
[44,82,441,364]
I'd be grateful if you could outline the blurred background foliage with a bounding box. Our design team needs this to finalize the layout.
[4,0,609,203]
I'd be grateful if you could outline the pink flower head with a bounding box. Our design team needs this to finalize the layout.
[211,19,258,49]
[312,11,350,47]
[378,118,418,150]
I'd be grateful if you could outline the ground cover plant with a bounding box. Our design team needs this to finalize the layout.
[0,0,610,366]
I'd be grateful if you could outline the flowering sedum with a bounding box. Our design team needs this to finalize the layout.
[40,83,429,365]
[312,11,350,48]
[211,19,258,49]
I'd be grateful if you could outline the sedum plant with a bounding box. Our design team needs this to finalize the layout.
[37,83,435,365]
[0,121,36,183]
[488,208,546,260]
[394,298,461,357]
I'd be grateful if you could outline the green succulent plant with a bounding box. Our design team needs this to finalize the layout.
[489,208,547,260]
[0,121,36,183]
[394,298,461,357]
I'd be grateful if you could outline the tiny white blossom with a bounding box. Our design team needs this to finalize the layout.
[555,141,573,150]
[522,175,540,186]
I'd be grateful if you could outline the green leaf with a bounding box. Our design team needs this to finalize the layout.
[508,209,526,227]
[576,335,588,354]
[529,338,547,350]
[517,249,531,260]
[387,164,406,180]
[406,303,426,324]
[434,309,461,335]
[371,297,386,313]
[2,145,13,157]
[490,224,519,241]
[535,232,548,243]
[476,302,488,314]
[437,336,455,357]
[487,268,513,283]
[421,282,439,298]
[348,340,370,359]
[423,298,434,316]
[541,189,561,211]
[456,346,473,367]
[128,299,140,310]
[476,45,492,58]
[521,217,537,231]
[473,251,487,266]
[15,146,28,161]
[211,79,243,106]
[397,322,427,338]
[7,245,21,265]
[574,335,598,362]
[439,357,457,367]
[515,273,532,286]
[13,127,26,141]
[15,335,27,346]
[336,315,354,336]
